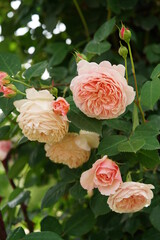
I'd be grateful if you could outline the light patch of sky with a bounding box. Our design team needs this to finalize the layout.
[66,38,71,45]
[42,30,52,39]
[28,46,35,54]
[53,22,66,35]
[11,0,21,10]
[41,69,50,80]
[27,14,41,29]
[22,59,32,70]
[15,27,29,36]
[7,11,14,18]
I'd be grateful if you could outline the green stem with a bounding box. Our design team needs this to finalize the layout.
[17,89,26,96]
[124,58,128,83]
[127,42,146,123]
[10,78,31,88]
[73,0,90,41]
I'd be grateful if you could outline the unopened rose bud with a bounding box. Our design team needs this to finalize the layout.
[119,24,131,44]
[0,84,17,98]
[0,72,10,86]
[118,43,128,59]
[75,51,88,63]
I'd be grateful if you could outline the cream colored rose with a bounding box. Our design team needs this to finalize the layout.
[107,182,154,213]
[14,88,69,143]
[44,131,99,168]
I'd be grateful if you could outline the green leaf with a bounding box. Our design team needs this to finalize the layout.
[60,166,80,183]
[8,156,28,179]
[0,126,10,139]
[69,182,86,199]
[8,190,30,208]
[41,182,68,209]
[41,216,62,234]
[64,209,95,236]
[134,123,159,137]
[0,95,24,116]
[142,137,160,150]
[140,79,160,110]
[150,63,160,80]
[142,229,160,240]
[118,138,145,153]
[94,17,116,42]
[47,43,70,66]
[23,61,48,80]
[86,40,111,55]
[18,136,28,146]
[98,135,127,156]
[90,192,110,217]
[66,97,102,135]
[23,232,63,240]
[150,206,160,231]
[0,53,21,76]
[0,112,5,123]
[7,227,25,240]
[139,150,160,168]
[104,119,132,133]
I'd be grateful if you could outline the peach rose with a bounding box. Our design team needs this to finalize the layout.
[0,140,12,161]
[14,88,69,143]
[52,97,70,117]
[80,155,122,195]
[70,60,135,119]
[45,131,99,168]
[107,182,154,213]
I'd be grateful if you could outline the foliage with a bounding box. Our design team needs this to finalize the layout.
[0,0,160,239]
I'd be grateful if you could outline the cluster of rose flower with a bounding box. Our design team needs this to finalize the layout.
[0,58,154,214]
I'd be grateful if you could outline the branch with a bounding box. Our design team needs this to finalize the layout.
[0,210,7,240]
[2,156,34,233]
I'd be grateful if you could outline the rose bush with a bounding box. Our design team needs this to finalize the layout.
[0,1,159,239]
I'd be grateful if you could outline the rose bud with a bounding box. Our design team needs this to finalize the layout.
[118,43,128,59]
[0,72,10,86]
[119,24,131,44]
[0,84,17,98]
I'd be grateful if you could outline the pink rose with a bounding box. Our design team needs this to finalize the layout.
[70,60,135,119]
[107,182,154,213]
[80,155,122,196]
[0,72,9,86]
[0,141,12,161]
[0,84,17,98]
[52,97,70,116]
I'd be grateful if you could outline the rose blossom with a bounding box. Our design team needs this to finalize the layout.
[70,60,135,119]
[52,97,70,116]
[14,88,69,143]
[107,182,154,213]
[45,131,99,168]
[80,155,122,195]
[0,141,12,161]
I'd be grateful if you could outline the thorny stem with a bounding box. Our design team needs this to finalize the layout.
[2,157,34,233]
[10,78,31,88]
[0,210,7,240]
[124,58,128,83]
[73,0,90,41]
[127,43,146,123]
[17,89,26,96]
